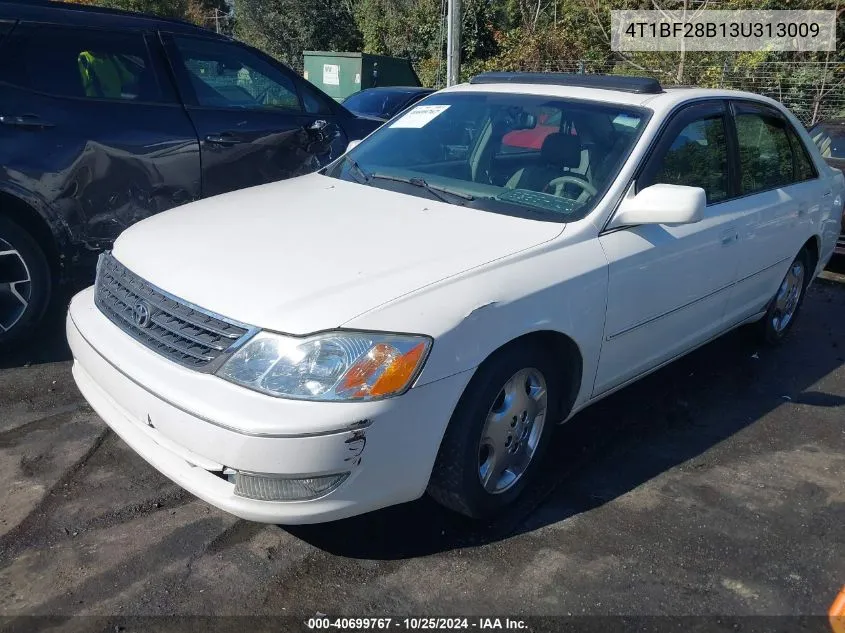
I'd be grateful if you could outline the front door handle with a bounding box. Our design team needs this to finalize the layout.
[0,114,55,129]
[205,133,244,146]
[720,229,738,246]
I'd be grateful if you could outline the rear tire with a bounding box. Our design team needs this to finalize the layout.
[754,248,810,345]
[0,216,52,351]
[427,341,563,519]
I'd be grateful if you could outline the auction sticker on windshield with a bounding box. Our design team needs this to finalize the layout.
[390,105,450,128]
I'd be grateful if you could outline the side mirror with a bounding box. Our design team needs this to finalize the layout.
[346,139,362,153]
[609,183,705,229]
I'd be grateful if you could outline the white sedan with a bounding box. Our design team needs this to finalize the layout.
[67,73,844,523]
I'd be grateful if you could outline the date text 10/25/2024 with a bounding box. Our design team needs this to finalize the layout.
[306,618,528,630]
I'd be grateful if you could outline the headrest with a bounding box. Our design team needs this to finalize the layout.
[540,132,581,168]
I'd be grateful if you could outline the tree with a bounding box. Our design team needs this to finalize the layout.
[64,0,230,28]
[236,0,362,67]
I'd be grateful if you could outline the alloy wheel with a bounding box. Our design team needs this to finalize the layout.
[771,259,805,334]
[0,237,32,333]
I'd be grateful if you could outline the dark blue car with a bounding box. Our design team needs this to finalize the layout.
[342,86,435,121]
[0,0,381,348]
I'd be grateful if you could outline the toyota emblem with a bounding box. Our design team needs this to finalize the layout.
[132,301,152,328]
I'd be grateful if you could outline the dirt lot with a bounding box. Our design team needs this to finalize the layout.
[0,267,843,626]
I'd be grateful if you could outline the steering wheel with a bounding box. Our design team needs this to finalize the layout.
[545,175,597,204]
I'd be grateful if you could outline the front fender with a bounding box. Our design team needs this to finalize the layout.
[344,237,610,411]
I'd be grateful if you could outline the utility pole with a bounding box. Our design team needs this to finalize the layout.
[446,0,461,86]
[214,8,221,33]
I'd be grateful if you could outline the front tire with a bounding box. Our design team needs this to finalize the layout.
[755,248,810,345]
[428,341,562,519]
[0,216,52,351]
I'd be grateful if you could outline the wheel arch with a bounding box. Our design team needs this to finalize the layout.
[474,329,584,422]
[802,233,820,274]
[0,190,63,281]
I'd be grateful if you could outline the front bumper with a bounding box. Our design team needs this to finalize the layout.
[67,288,472,524]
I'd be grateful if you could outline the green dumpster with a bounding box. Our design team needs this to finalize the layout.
[303,51,421,102]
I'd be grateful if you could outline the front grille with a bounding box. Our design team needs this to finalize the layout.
[94,253,251,370]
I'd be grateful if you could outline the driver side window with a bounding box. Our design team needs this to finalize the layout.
[170,36,301,112]
[643,115,729,204]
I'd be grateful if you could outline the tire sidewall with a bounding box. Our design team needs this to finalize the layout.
[445,342,562,518]
[0,216,52,349]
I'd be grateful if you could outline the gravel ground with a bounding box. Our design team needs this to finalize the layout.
[0,266,843,628]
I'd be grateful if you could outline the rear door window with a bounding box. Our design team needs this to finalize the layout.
[788,128,817,181]
[735,110,795,194]
[0,23,169,103]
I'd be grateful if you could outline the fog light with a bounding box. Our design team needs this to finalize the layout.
[233,472,349,501]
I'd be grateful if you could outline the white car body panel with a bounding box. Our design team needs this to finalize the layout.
[67,81,845,523]
[595,206,739,396]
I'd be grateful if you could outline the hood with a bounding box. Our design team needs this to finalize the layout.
[112,174,563,334]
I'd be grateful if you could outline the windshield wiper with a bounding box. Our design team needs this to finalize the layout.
[368,173,474,205]
[346,157,372,184]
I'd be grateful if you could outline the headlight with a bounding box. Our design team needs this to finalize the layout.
[217,331,431,401]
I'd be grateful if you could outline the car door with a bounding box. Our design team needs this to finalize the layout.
[723,101,823,324]
[594,100,742,396]
[0,21,201,249]
[161,33,347,198]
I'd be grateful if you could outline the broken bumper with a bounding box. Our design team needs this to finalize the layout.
[67,287,472,524]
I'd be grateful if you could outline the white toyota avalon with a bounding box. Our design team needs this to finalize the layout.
[67,73,844,524]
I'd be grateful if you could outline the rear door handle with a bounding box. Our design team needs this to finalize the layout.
[205,133,244,146]
[0,114,55,129]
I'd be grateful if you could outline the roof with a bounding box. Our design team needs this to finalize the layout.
[444,81,792,117]
[470,72,662,94]
[0,0,226,37]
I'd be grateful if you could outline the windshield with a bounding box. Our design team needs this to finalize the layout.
[343,90,412,118]
[325,92,649,221]
[810,125,845,159]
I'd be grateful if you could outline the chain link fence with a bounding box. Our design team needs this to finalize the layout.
[514,59,845,127]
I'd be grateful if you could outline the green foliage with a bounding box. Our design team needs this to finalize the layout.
[77,0,190,18]
[236,0,361,67]
[65,0,230,28]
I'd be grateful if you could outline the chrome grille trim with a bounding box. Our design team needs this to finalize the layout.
[94,252,257,372]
